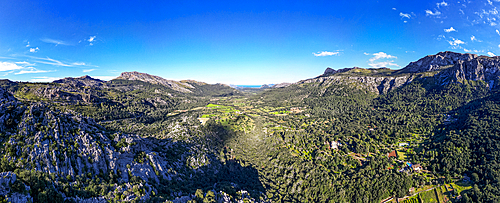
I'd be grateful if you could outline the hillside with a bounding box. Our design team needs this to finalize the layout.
[0,51,498,202]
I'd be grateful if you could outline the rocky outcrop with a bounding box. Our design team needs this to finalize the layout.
[0,87,24,133]
[400,51,478,73]
[272,83,292,88]
[436,56,500,86]
[116,71,194,93]
[296,73,414,94]
[53,75,105,88]
[398,51,500,87]
[322,67,360,76]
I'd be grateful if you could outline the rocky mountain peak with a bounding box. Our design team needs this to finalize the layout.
[400,51,478,73]
[53,75,105,87]
[116,71,194,93]
[323,67,361,76]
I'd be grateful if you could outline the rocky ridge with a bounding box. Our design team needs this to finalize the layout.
[296,73,414,95]
[297,51,500,94]
[116,71,195,93]
[53,75,105,88]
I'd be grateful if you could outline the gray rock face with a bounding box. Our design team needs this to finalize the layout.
[0,88,24,132]
[116,71,194,93]
[322,67,360,76]
[53,75,105,88]
[401,51,478,73]
[271,83,292,88]
[436,56,500,85]
[296,74,413,95]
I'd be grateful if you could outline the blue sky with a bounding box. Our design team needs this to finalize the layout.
[0,0,499,85]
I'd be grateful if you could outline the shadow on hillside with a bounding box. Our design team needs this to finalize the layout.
[138,121,265,199]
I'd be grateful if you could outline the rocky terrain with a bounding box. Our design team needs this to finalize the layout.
[116,71,195,93]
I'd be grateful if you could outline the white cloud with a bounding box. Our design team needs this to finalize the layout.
[29,47,39,53]
[448,38,465,46]
[30,77,62,83]
[0,62,25,71]
[488,52,496,57]
[426,10,442,16]
[464,48,472,52]
[369,52,397,62]
[496,29,500,35]
[437,1,448,7]
[83,69,96,73]
[400,12,411,18]
[369,61,400,68]
[444,27,456,32]
[72,62,86,66]
[313,51,340,56]
[29,56,86,67]
[363,52,370,55]
[88,36,96,42]
[15,68,50,75]
[26,42,30,47]
[392,8,397,10]
[498,44,500,48]
[368,52,399,68]
[470,35,482,42]
[40,38,72,46]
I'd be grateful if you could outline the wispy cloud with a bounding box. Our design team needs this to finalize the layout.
[426,10,442,16]
[26,42,30,47]
[488,52,496,57]
[368,52,399,68]
[0,62,25,71]
[497,29,500,35]
[444,27,456,32]
[29,47,39,53]
[15,61,35,66]
[15,68,50,75]
[28,56,89,67]
[40,38,72,46]
[83,69,96,73]
[313,51,340,56]
[400,12,411,19]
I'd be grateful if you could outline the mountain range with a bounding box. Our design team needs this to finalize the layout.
[0,51,498,202]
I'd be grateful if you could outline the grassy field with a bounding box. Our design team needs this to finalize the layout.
[397,150,407,160]
[419,188,439,203]
[450,181,472,195]
[401,196,419,203]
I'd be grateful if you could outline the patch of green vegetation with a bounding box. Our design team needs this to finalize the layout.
[201,114,216,118]
[419,189,439,203]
